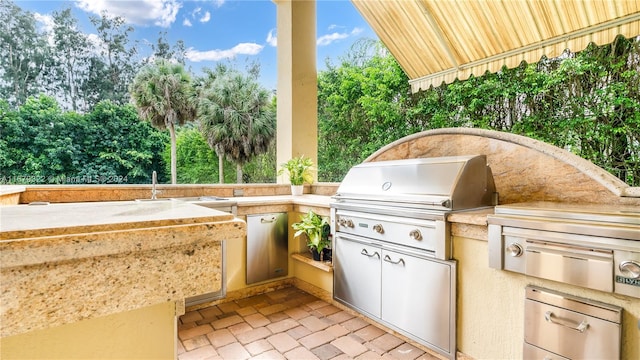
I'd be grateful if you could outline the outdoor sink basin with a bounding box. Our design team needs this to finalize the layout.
[134,197,230,202]
[171,196,230,202]
[133,197,236,214]
[171,196,237,213]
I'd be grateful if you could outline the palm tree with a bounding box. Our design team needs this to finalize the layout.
[130,59,196,184]
[198,66,276,184]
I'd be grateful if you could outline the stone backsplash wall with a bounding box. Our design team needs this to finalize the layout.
[367,128,640,206]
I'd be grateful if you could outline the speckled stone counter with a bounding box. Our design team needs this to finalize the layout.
[235,194,333,217]
[0,201,245,338]
[0,185,24,205]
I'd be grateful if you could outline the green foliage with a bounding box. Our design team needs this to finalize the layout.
[318,37,640,186]
[291,210,330,253]
[160,126,232,184]
[130,58,197,184]
[130,59,196,131]
[278,155,314,185]
[317,40,414,182]
[242,142,277,183]
[0,0,51,107]
[197,64,276,183]
[1,0,637,188]
[89,11,138,106]
[51,7,91,112]
[0,96,168,184]
[160,126,276,184]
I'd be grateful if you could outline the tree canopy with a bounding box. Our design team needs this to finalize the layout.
[317,37,640,186]
[198,64,276,183]
[0,96,168,184]
[1,0,637,187]
[130,59,196,184]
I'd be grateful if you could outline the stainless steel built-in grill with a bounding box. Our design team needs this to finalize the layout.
[331,155,497,360]
[488,202,640,299]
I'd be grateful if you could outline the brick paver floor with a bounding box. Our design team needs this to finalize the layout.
[178,287,440,360]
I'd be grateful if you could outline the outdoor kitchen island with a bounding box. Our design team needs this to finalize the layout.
[365,128,640,360]
[0,200,245,359]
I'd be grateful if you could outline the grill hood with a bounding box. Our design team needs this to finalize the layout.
[334,155,497,211]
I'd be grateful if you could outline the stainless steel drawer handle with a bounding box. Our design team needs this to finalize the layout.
[383,254,405,266]
[544,311,589,333]
[260,217,277,223]
[360,249,380,258]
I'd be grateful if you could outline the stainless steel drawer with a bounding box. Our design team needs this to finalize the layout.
[526,241,613,293]
[524,286,622,359]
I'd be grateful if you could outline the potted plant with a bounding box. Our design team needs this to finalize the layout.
[291,210,331,261]
[278,155,314,195]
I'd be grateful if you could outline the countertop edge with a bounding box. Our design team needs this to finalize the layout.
[0,185,26,196]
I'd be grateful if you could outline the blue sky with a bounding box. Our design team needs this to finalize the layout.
[17,0,378,90]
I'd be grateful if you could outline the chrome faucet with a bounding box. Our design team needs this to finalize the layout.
[151,171,159,200]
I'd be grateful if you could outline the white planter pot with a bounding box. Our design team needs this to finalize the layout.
[291,185,304,196]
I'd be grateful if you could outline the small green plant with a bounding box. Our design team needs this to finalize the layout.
[291,210,331,254]
[278,155,314,185]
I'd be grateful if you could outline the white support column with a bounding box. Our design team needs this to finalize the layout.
[275,0,318,183]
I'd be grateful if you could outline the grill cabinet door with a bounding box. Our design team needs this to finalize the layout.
[381,248,453,354]
[334,235,381,318]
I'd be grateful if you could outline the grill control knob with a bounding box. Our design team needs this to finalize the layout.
[373,224,384,234]
[620,260,640,279]
[409,229,422,240]
[506,243,523,257]
[338,218,353,228]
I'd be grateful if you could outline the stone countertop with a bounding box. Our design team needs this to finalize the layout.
[0,200,234,240]
[237,194,492,227]
[0,185,26,196]
[242,194,491,226]
[447,208,494,226]
[234,194,334,208]
[0,200,245,338]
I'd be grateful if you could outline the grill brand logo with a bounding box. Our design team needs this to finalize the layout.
[616,275,640,287]
[381,181,392,191]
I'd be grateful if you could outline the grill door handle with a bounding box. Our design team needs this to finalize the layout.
[544,311,589,333]
[360,249,380,258]
[383,254,405,266]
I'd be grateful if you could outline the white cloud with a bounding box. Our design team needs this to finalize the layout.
[186,43,264,62]
[86,33,103,50]
[266,29,277,47]
[186,6,211,26]
[196,0,225,7]
[317,32,347,46]
[200,11,211,23]
[34,13,55,45]
[75,0,181,28]
[183,18,192,27]
[34,13,55,33]
[317,27,363,46]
